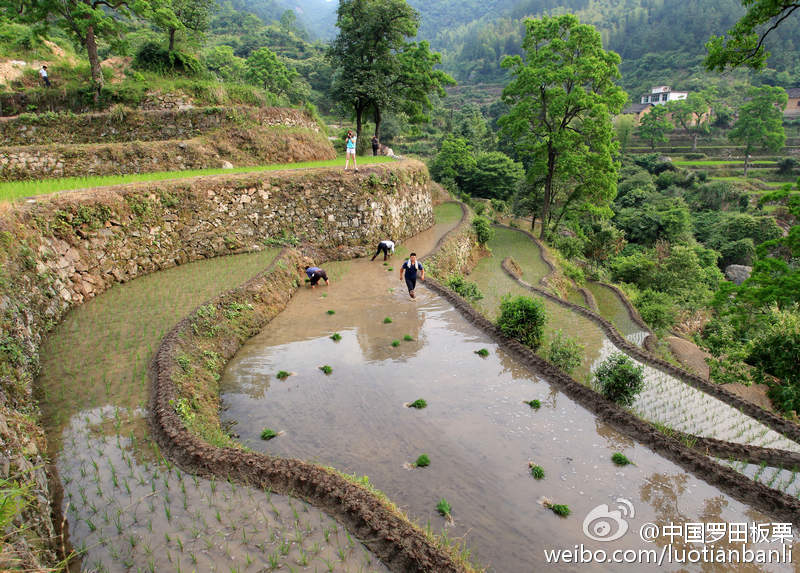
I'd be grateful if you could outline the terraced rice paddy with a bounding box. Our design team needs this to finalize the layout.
[37,248,388,572]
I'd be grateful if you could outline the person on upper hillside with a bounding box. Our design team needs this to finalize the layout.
[305,266,330,288]
[39,65,51,88]
[399,253,424,299]
[344,130,358,172]
[371,239,395,261]
[371,135,379,156]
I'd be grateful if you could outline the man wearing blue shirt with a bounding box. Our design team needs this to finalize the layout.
[399,253,424,299]
[305,266,329,288]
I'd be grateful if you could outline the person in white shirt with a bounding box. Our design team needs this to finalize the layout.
[371,239,395,261]
[39,65,50,87]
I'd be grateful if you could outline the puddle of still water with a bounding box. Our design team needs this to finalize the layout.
[220,233,792,572]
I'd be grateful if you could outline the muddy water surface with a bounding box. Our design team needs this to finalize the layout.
[221,226,790,571]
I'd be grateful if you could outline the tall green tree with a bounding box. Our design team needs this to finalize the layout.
[155,0,216,51]
[499,14,626,239]
[327,0,452,143]
[667,91,713,151]
[729,86,787,176]
[637,105,674,150]
[705,0,800,71]
[246,46,298,95]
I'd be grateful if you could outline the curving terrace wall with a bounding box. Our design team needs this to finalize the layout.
[0,160,434,569]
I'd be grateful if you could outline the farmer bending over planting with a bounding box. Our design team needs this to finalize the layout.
[305,266,329,288]
[399,253,424,299]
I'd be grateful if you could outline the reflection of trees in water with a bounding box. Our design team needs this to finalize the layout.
[595,419,635,451]
[355,310,425,362]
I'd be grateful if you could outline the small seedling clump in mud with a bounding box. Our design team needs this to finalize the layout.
[547,503,570,517]
[276,371,290,380]
[319,365,333,374]
[530,464,545,479]
[414,454,430,467]
[611,453,632,466]
[387,267,393,271]
[327,309,336,315]
[403,334,414,341]
[408,398,427,409]
[475,348,489,357]
[261,428,278,440]
[436,498,452,518]
[383,316,393,324]
[391,340,401,347]
[525,399,541,409]
[330,333,342,341]
[383,262,389,266]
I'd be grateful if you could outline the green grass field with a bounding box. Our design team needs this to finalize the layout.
[0,155,396,202]
[673,159,778,167]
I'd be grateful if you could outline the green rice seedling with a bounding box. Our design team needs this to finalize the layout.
[474,348,489,357]
[387,267,393,271]
[611,453,632,466]
[330,333,342,341]
[436,498,452,519]
[268,552,280,569]
[403,334,413,341]
[525,399,541,409]
[383,316,393,324]
[327,310,335,315]
[261,428,278,440]
[280,539,290,555]
[319,365,333,374]
[276,371,290,380]
[391,340,401,347]
[383,262,389,266]
[414,454,430,468]
[407,398,427,409]
[529,464,545,480]
[546,503,570,517]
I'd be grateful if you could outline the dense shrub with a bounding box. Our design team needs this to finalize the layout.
[445,274,484,301]
[472,216,494,245]
[461,152,524,200]
[594,353,645,407]
[719,238,756,267]
[134,42,203,75]
[551,234,585,260]
[546,330,584,374]
[635,289,677,330]
[747,308,800,387]
[497,295,547,350]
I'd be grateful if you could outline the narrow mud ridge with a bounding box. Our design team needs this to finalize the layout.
[497,252,800,446]
[419,274,800,522]
[150,247,470,573]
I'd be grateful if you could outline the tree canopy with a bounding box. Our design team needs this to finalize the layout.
[637,105,674,150]
[499,14,626,239]
[728,85,787,175]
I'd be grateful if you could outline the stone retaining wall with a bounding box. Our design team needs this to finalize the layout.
[0,106,321,146]
[0,160,434,569]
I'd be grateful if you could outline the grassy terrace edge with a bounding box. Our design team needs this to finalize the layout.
[0,156,396,202]
[149,214,481,573]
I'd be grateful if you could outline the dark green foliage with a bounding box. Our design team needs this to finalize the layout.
[391,340,401,347]
[461,152,524,200]
[436,498,452,517]
[530,465,545,479]
[611,452,632,466]
[260,428,278,440]
[719,238,755,267]
[407,398,427,409]
[134,42,202,75]
[525,399,541,409]
[276,371,290,380]
[496,295,547,350]
[472,216,494,246]
[614,197,692,246]
[474,348,489,357]
[403,334,414,341]
[595,353,645,407]
[330,332,342,341]
[548,503,570,517]
[635,289,677,331]
[319,365,332,374]
[327,310,335,315]
[414,454,430,467]
[546,331,584,375]
[445,274,484,301]
[383,317,393,324]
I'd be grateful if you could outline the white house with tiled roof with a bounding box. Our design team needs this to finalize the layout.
[640,86,688,105]
[785,88,800,118]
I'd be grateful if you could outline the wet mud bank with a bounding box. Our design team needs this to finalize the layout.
[150,246,471,572]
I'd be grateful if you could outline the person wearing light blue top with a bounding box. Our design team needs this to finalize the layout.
[344,130,358,172]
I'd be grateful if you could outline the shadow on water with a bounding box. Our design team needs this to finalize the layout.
[220,216,787,571]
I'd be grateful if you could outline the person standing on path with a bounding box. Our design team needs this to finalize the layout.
[371,239,395,261]
[39,65,51,88]
[344,130,358,171]
[371,135,379,156]
[305,266,330,288]
[399,253,424,299]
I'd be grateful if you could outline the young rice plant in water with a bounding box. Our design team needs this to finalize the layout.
[261,428,278,440]
[525,399,541,409]
[611,452,632,466]
[496,295,547,350]
[408,398,427,409]
[414,454,430,467]
[594,353,645,407]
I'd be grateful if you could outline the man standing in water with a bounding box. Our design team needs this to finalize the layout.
[399,253,424,299]
[371,239,395,261]
[305,265,330,288]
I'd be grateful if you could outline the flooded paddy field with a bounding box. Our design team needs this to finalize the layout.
[37,249,388,572]
[220,214,792,571]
